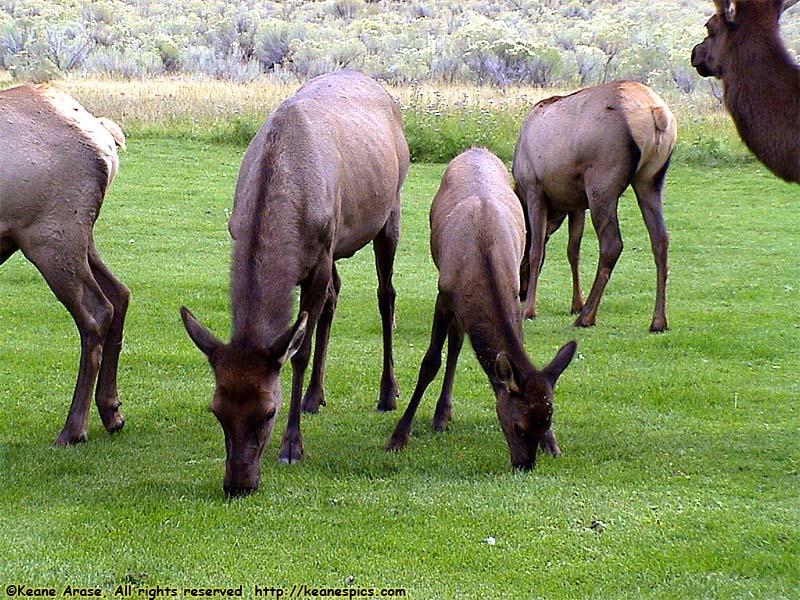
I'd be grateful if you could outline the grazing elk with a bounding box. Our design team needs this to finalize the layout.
[181,71,409,496]
[0,84,129,445]
[387,148,577,470]
[513,81,677,332]
[691,0,799,183]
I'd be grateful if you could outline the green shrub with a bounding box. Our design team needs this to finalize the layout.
[155,38,180,73]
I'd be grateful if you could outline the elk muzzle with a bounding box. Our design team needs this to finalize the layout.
[221,425,272,497]
[691,43,713,78]
[223,451,262,497]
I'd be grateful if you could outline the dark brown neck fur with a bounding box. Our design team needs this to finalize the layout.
[722,3,800,182]
[229,160,298,351]
[467,246,532,385]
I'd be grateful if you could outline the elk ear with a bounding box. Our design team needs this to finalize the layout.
[542,341,578,386]
[781,0,799,15]
[722,0,736,23]
[181,306,222,358]
[275,312,308,365]
[495,353,521,394]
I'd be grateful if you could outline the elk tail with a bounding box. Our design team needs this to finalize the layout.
[97,117,126,151]
[651,106,671,150]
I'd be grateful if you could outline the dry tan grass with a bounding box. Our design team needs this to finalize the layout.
[53,77,596,126]
[53,76,722,127]
[59,77,297,126]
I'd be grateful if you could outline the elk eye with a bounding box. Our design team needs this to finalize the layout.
[264,407,276,421]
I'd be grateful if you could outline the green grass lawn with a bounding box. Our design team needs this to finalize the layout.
[1,138,798,600]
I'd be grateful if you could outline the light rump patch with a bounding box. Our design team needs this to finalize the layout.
[36,85,125,185]
[617,82,678,177]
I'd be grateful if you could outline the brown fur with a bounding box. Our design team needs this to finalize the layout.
[691,0,800,183]
[513,81,677,332]
[386,148,577,470]
[0,84,129,445]
[181,71,409,496]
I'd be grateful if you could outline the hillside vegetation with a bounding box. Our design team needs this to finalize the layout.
[2,1,792,170]
[2,0,798,97]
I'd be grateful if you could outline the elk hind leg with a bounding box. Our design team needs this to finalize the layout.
[0,236,19,265]
[632,177,669,332]
[522,189,548,320]
[575,185,624,328]
[88,243,129,433]
[567,211,585,314]
[25,237,114,445]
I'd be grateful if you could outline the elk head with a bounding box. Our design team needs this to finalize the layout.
[494,341,577,470]
[692,0,799,78]
[181,307,307,497]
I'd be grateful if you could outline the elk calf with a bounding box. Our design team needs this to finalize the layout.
[1,85,129,445]
[691,0,799,183]
[513,81,677,332]
[387,148,577,470]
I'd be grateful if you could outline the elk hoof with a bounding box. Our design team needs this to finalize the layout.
[54,429,88,447]
[649,319,668,333]
[224,483,258,498]
[100,407,125,434]
[432,409,451,432]
[278,434,303,464]
[539,430,561,457]
[573,314,595,328]
[377,383,398,413]
[301,389,325,413]
[386,431,409,452]
[106,415,125,434]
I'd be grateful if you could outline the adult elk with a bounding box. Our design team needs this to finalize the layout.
[0,85,129,445]
[691,0,799,183]
[387,148,577,470]
[513,81,677,332]
[181,71,409,496]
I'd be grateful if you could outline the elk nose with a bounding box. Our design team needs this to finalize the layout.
[690,45,703,66]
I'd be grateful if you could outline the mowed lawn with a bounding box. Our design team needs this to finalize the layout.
[0,138,798,599]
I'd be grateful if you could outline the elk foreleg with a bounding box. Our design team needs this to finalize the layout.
[374,207,400,412]
[279,257,332,464]
[567,210,585,314]
[432,325,464,433]
[387,293,453,451]
[301,265,341,413]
